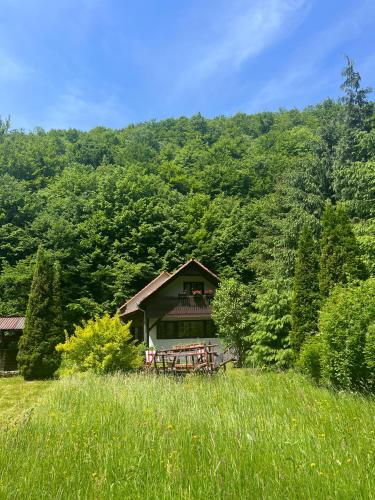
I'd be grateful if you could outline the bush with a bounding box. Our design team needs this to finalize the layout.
[297,336,323,383]
[211,278,254,366]
[56,314,144,374]
[364,322,375,389]
[319,278,375,390]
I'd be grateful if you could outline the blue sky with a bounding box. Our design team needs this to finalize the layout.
[1,0,374,130]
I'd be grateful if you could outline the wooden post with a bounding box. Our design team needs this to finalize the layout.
[143,310,149,347]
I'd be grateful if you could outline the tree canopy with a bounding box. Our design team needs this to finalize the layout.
[0,58,374,376]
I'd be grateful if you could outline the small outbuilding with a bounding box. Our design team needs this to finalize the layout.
[0,316,25,372]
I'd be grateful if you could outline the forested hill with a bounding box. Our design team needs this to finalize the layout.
[1,62,374,354]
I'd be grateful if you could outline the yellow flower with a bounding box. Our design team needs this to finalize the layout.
[346,458,352,464]
[192,435,199,440]
[166,424,174,431]
[310,463,316,468]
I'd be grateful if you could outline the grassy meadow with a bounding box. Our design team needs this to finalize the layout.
[0,371,374,499]
[0,377,51,429]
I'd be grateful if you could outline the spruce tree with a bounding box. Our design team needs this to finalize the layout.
[319,202,367,298]
[340,56,372,131]
[290,225,320,353]
[17,246,64,380]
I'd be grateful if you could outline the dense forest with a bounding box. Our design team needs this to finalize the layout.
[1,60,374,377]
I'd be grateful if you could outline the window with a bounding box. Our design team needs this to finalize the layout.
[183,282,204,294]
[157,320,217,339]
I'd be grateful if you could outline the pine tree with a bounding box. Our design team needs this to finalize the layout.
[319,202,367,298]
[17,246,64,380]
[290,225,320,353]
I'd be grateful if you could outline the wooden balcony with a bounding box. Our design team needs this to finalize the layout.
[146,294,214,317]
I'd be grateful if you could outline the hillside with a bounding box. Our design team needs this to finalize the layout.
[0,61,374,369]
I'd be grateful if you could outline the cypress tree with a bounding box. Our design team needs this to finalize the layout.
[319,202,367,298]
[17,246,64,380]
[290,225,320,353]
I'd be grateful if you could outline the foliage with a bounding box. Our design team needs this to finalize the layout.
[340,56,373,130]
[249,278,293,368]
[211,279,254,366]
[56,314,143,374]
[290,225,320,353]
[319,202,367,298]
[0,58,374,381]
[364,322,375,388]
[319,278,375,390]
[17,247,64,380]
[297,336,323,383]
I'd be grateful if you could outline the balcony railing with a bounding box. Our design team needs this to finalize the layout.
[146,294,214,317]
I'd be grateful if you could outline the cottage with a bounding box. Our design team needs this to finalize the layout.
[0,316,25,372]
[118,259,220,349]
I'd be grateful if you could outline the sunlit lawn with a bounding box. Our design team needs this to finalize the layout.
[0,370,374,499]
[0,376,52,428]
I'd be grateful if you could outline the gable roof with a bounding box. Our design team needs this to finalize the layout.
[0,316,25,330]
[118,271,171,316]
[118,259,218,317]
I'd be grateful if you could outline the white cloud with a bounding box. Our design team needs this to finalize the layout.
[0,53,28,82]
[177,0,311,89]
[41,86,125,130]
[245,2,375,113]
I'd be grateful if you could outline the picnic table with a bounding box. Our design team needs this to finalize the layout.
[145,342,236,374]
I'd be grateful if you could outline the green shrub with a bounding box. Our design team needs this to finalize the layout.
[297,336,323,383]
[212,278,254,366]
[319,277,375,390]
[364,322,375,388]
[56,314,144,374]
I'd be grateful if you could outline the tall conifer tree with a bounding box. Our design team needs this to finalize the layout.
[17,246,64,380]
[290,225,320,353]
[319,202,367,298]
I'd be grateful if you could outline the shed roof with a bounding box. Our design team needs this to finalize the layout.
[0,316,25,330]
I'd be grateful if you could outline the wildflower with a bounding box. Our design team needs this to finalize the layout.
[310,463,316,468]
[346,458,352,464]
[192,435,199,440]
[166,424,174,431]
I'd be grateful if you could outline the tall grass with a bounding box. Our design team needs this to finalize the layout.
[0,371,374,499]
[0,377,51,427]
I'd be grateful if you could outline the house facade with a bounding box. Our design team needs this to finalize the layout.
[118,259,220,350]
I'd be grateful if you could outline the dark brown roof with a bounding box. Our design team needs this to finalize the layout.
[0,316,25,330]
[118,259,218,318]
[118,271,171,315]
